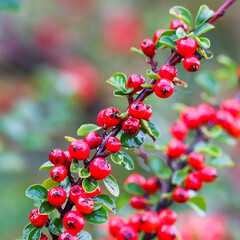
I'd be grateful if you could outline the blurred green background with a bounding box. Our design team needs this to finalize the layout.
[0,0,240,239]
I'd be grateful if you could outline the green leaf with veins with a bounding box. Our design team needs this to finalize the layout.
[83,207,108,224]
[187,195,207,217]
[176,27,186,38]
[103,175,120,197]
[195,5,214,28]
[159,36,177,50]
[194,23,215,37]
[169,6,192,26]
[120,129,146,149]
[124,182,144,196]
[25,184,48,200]
[82,178,99,193]
[77,124,101,136]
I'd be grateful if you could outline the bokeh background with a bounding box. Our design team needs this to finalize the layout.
[0,0,240,239]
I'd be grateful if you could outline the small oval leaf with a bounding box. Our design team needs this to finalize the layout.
[83,207,108,224]
[103,175,119,197]
[25,184,48,200]
[82,178,99,193]
[77,124,101,136]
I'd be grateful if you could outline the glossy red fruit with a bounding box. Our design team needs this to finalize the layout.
[159,65,177,81]
[84,132,102,149]
[106,136,121,153]
[198,104,216,123]
[183,55,200,72]
[109,216,127,237]
[128,213,142,232]
[200,166,217,182]
[49,149,65,165]
[64,151,72,168]
[69,140,90,161]
[117,225,138,240]
[76,197,94,214]
[130,196,146,210]
[158,209,178,225]
[153,29,166,43]
[63,211,85,235]
[215,110,234,130]
[176,37,198,56]
[157,224,177,240]
[103,107,121,127]
[129,101,147,119]
[50,165,67,182]
[181,107,201,129]
[185,172,203,191]
[40,233,48,240]
[58,231,78,240]
[221,99,240,117]
[228,119,240,137]
[173,187,189,203]
[124,173,146,188]
[143,105,153,121]
[188,152,205,170]
[85,186,101,198]
[69,185,86,203]
[48,187,67,207]
[122,118,140,135]
[140,211,160,233]
[170,121,188,140]
[89,157,111,180]
[166,139,187,159]
[144,177,160,194]
[170,19,187,32]
[140,39,156,57]
[154,78,174,98]
[127,74,145,93]
[28,209,48,227]
[97,109,106,127]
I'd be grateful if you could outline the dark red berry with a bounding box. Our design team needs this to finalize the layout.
[181,107,201,129]
[48,187,67,207]
[188,152,205,170]
[176,37,198,56]
[76,197,94,214]
[63,211,85,235]
[103,107,121,127]
[124,173,146,188]
[198,104,216,123]
[58,231,78,240]
[157,224,177,240]
[84,131,102,149]
[144,177,160,194]
[49,149,65,165]
[200,166,217,183]
[127,74,145,93]
[106,136,121,153]
[158,208,178,225]
[221,99,240,117]
[28,209,48,227]
[97,109,106,127]
[128,213,141,232]
[69,185,86,203]
[166,139,187,158]
[154,78,174,98]
[50,165,67,182]
[170,19,187,32]
[122,117,140,135]
[130,196,146,210]
[69,140,90,161]
[85,186,101,198]
[117,225,138,240]
[140,39,156,57]
[129,101,147,119]
[170,121,188,140]
[173,187,189,203]
[40,233,48,240]
[183,55,200,72]
[153,29,166,44]
[185,172,203,191]
[159,64,177,81]
[143,105,152,121]
[109,216,127,237]
[140,211,160,234]
[228,119,240,137]
[89,157,111,180]
[64,151,72,168]
[215,110,234,130]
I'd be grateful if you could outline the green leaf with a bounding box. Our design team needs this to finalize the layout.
[176,27,186,38]
[120,129,146,149]
[187,195,207,217]
[59,176,70,190]
[0,0,20,10]
[111,152,124,165]
[83,207,108,224]
[78,231,92,240]
[217,54,238,71]
[23,223,35,239]
[194,142,222,157]
[42,178,59,190]
[196,37,210,49]
[93,194,116,214]
[194,23,215,37]
[159,36,177,50]
[201,126,223,139]
[107,72,130,93]
[116,193,131,210]
[156,30,178,49]
[130,47,145,56]
[172,168,189,185]
[146,69,160,80]
[149,155,165,175]
[82,178,99,193]
[103,175,120,197]
[79,168,91,178]
[49,218,64,236]
[141,83,154,88]
[195,5,214,28]
[169,6,192,26]
[207,153,234,168]
[142,121,160,139]
[111,151,134,170]
[124,182,144,196]
[77,124,101,136]
[39,161,54,170]
[39,201,56,214]
[70,159,81,173]
[25,184,48,200]
[27,228,41,240]
[157,168,172,180]
[215,132,236,146]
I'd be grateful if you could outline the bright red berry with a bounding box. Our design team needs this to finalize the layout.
[28,209,48,227]
[89,157,111,180]
[117,225,138,240]
[97,109,106,127]
[124,173,146,188]
[221,99,240,118]
[198,104,216,123]
[173,187,189,203]
[188,152,205,170]
[215,110,234,130]
[63,211,85,235]
[143,105,153,121]
[85,186,102,198]
[50,165,67,182]
[127,74,145,93]
[159,65,177,81]
[128,213,142,232]
[158,209,178,225]
[153,29,166,44]
[154,78,174,98]
[228,119,240,137]
[185,172,203,191]
[76,197,94,214]
[144,177,160,194]
[140,39,156,57]
[170,19,187,32]
[64,151,72,168]
[49,149,65,165]
[176,37,198,56]
[84,132,102,149]
[181,107,201,129]
[69,140,90,161]
[157,224,177,240]
[48,187,67,207]
[122,117,140,135]
[58,231,78,240]
[130,196,146,210]
[106,136,121,153]
[200,166,217,183]
[129,101,147,119]
[103,107,121,127]
[69,185,86,203]
[40,233,48,240]
[170,121,188,140]
[140,211,160,234]
[166,139,187,158]
[183,55,200,72]
[109,216,127,237]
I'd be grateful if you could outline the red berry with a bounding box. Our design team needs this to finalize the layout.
[157,224,177,240]
[117,225,138,240]
[159,64,177,81]
[128,213,141,232]
[176,37,198,56]
[69,140,90,161]
[143,105,153,121]
[140,39,156,57]
[215,110,234,130]
[103,107,121,127]
[97,109,106,127]
[89,157,111,180]
[124,173,146,188]
[76,197,94,214]
[198,104,216,123]
[49,149,65,165]
[185,172,203,191]
[85,186,101,198]
[158,209,178,225]
[200,166,217,183]
[170,19,187,32]
[130,196,146,210]
[154,78,174,98]
[170,121,188,140]
[153,29,166,44]
[127,74,145,93]
[188,152,205,170]
[64,151,72,168]
[221,99,240,118]
[69,185,86,203]
[183,55,200,72]
[140,211,160,234]
[40,233,48,240]
[129,101,147,119]
[228,118,240,137]
[122,117,140,135]
[144,177,160,194]
[109,216,127,237]
[84,132,102,149]
[166,139,187,159]
[173,187,189,203]
[28,209,48,227]
[48,187,67,207]
[58,231,78,240]
[181,107,201,129]
[50,165,67,182]
[63,211,85,235]
[106,136,121,153]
